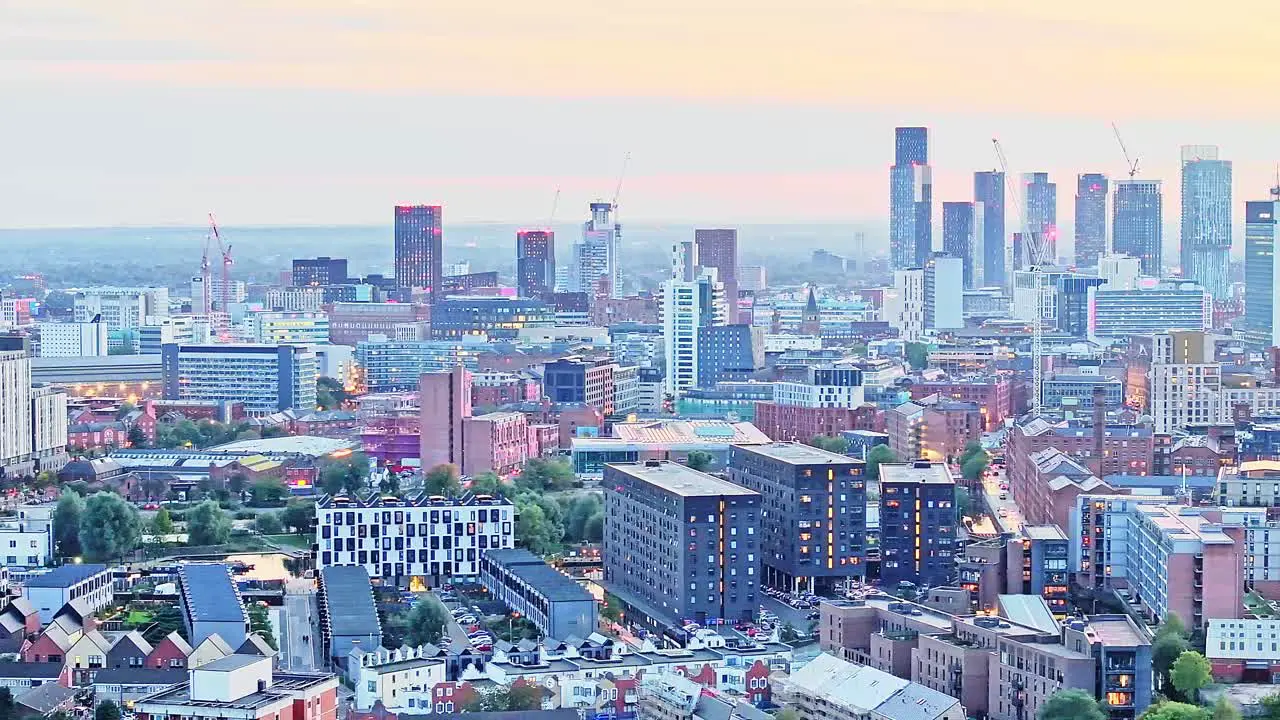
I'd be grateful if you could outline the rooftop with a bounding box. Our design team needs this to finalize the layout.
[1023,525,1068,542]
[485,554,594,603]
[997,595,1060,635]
[1082,615,1150,648]
[611,420,770,445]
[784,653,907,714]
[206,436,359,457]
[23,563,109,588]
[606,461,760,498]
[136,669,336,710]
[319,565,382,640]
[179,563,249,624]
[878,462,953,485]
[737,442,863,466]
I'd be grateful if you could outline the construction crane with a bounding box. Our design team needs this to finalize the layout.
[611,152,631,210]
[208,213,233,340]
[547,187,560,231]
[199,235,213,319]
[992,137,1052,414]
[1111,122,1140,180]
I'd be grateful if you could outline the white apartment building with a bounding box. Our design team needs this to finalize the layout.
[246,310,331,345]
[22,563,114,623]
[138,316,205,355]
[763,334,822,353]
[660,268,725,398]
[1098,254,1142,290]
[1149,331,1223,434]
[613,364,640,415]
[265,287,325,312]
[888,269,924,342]
[0,504,54,568]
[189,276,247,311]
[924,254,964,331]
[37,321,109,357]
[0,339,33,475]
[73,287,169,331]
[773,366,866,408]
[315,493,517,586]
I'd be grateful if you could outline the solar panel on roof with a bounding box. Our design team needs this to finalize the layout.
[693,425,735,438]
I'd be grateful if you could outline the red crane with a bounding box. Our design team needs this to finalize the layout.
[208,213,233,339]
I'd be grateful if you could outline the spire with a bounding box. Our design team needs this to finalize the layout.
[805,286,819,314]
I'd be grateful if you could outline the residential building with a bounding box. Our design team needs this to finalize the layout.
[975,170,1007,289]
[777,652,963,720]
[1008,415,1155,490]
[1089,281,1211,340]
[889,127,933,269]
[317,565,381,666]
[245,310,330,345]
[543,357,617,415]
[328,302,431,345]
[1126,504,1243,627]
[1244,198,1280,348]
[0,504,53,568]
[160,343,318,414]
[1022,172,1057,266]
[661,266,726,398]
[355,337,485,392]
[22,564,113,624]
[38,321,109,358]
[462,411,531,477]
[1206,618,1280,682]
[570,419,771,478]
[315,492,517,585]
[603,460,761,626]
[1113,180,1163,276]
[886,397,982,466]
[573,201,622,297]
[1009,525,1070,615]
[1098,254,1143,290]
[942,202,984,288]
[923,254,963,331]
[727,443,868,594]
[479,549,597,640]
[430,297,554,340]
[878,462,957,587]
[1015,448,1116,532]
[1075,173,1109,268]
[394,205,443,299]
[1149,330,1221,434]
[264,287,325,312]
[1041,371,1124,410]
[131,655,338,720]
[639,672,771,720]
[419,365,471,470]
[906,375,1012,431]
[886,268,925,342]
[178,563,250,649]
[696,325,763,387]
[1215,461,1280,507]
[516,230,555,298]
[1063,615,1154,719]
[72,287,169,331]
[1,336,69,479]
[1180,146,1233,300]
[93,667,186,708]
[695,229,740,323]
[292,256,349,287]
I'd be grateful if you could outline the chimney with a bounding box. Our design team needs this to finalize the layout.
[1092,384,1106,476]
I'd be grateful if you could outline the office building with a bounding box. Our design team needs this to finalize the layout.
[1022,172,1057,266]
[178,563,250,648]
[603,460,761,626]
[430,297,554,340]
[1089,280,1210,340]
[246,310,330,345]
[292,257,349,287]
[1098,254,1142,290]
[315,492,516,584]
[132,655,338,720]
[1056,274,1106,337]
[695,229,740,323]
[354,338,485,392]
[576,201,622,297]
[393,205,443,298]
[479,549,597,639]
[889,127,933,269]
[543,356,618,415]
[923,254,963,331]
[696,324,763,387]
[1180,146,1233,300]
[1075,173,1109,268]
[72,287,169,331]
[887,268,925,342]
[942,202,984,289]
[660,268,726,398]
[1113,180,1163,276]
[1206,618,1280,682]
[1041,371,1123,410]
[328,302,431,345]
[1245,198,1280,348]
[516,230,555,298]
[974,170,1007,288]
[160,343,318,414]
[0,337,68,479]
[728,443,867,594]
[879,461,957,587]
[264,287,325,312]
[37,321,108,358]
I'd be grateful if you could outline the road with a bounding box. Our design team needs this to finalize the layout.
[981,467,1024,534]
[759,595,817,631]
[279,581,321,672]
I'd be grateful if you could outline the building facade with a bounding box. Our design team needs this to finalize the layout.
[479,549,597,640]
[878,462,957,587]
[1113,180,1163,276]
[890,127,933,269]
[160,343,318,414]
[1075,173,1109,268]
[1180,146,1232,300]
[292,257,349,287]
[394,205,444,299]
[1245,199,1280,348]
[695,229,740,324]
[942,202,983,289]
[516,230,555,299]
[974,170,1007,288]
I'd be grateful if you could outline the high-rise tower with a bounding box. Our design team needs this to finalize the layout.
[694,229,739,323]
[516,230,555,298]
[1244,196,1280,347]
[393,205,443,299]
[890,127,933,269]
[1114,180,1164,276]
[942,202,984,289]
[1180,145,1233,299]
[1021,173,1057,267]
[575,202,622,297]
[1074,173,1109,268]
[974,171,1006,288]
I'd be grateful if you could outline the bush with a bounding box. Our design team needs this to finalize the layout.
[233,510,256,520]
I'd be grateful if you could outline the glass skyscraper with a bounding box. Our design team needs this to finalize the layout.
[1022,172,1057,267]
[393,204,443,299]
[1180,145,1233,300]
[516,230,555,298]
[1113,180,1163,276]
[974,171,1006,288]
[942,201,982,288]
[1244,199,1280,347]
[1074,173,1109,268]
[889,127,932,269]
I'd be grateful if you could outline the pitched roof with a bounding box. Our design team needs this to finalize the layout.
[23,563,109,588]
[193,633,234,658]
[179,563,248,624]
[16,682,76,713]
[0,662,63,679]
[36,622,75,652]
[93,667,187,686]
[319,565,382,641]
[112,630,155,656]
[153,630,193,656]
[237,634,277,657]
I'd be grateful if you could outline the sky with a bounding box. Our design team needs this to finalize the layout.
[5,1,1280,246]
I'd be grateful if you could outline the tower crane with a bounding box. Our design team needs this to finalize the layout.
[199,235,213,319]
[992,138,1052,414]
[612,152,631,210]
[547,187,560,231]
[208,213,233,340]
[1111,122,1140,180]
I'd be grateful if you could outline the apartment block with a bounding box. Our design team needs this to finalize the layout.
[479,549,597,640]
[1127,504,1243,627]
[878,462,957,588]
[160,343,317,414]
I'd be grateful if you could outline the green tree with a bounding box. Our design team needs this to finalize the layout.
[515,500,564,555]
[227,472,249,496]
[468,472,504,496]
[33,470,57,489]
[80,492,142,561]
[316,376,348,410]
[906,342,930,370]
[141,605,187,644]
[53,489,85,558]
[250,477,289,506]
[1170,650,1212,701]
[565,494,603,542]
[261,425,287,439]
[186,500,232,546]
[1259,694,1280,720]
[404,597,452,646]
[865,444,898,482]
[601,593,623,622]
[962,454,990,482]
[775,709,801,720]
[685,450,714,472]
[95,700,122,720]
[518,457,576,492]
[0,688,13,720]
[127,424,148,448]
[246,603,278,650]
[151,507,174,535]
[1140,702,1211,720]
[422,464,462,497]
[1212,696,1243,720]
[281,499,314,534]
[808,435,850,454]
[955,487,972,517]
[504,682,542,711]
[583,513,604,543]
[255,512,283,535]
[1153,614,1191,691]
[1038,689,1105,720]
[319,453,369,495]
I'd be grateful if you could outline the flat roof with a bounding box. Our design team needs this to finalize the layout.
[1084,616,1150,647]
[737,442,863,466]
[24,564,109,588]
[137,670,335,710]
[1023,525,1067,541]
[206,436,359,457]
[878,462,954,485]
[606,461,759,498]
[197,654,269,672]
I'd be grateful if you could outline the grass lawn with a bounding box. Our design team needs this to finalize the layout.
[265,534,313,549]
[126,610,153,625]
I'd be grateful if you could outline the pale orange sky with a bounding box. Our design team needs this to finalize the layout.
[4,0,1280,242]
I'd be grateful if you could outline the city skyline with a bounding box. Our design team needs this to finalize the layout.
[6,4,1280,234]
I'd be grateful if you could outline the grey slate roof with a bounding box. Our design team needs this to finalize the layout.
[92,667,186,686]
[16,683,76,713]
[0,662,63,679]
[24,563,108,588]
[319,565,381,640]
[179,563,248,623]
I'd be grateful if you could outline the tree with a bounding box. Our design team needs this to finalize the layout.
[261,425,287,439]
[583,513,604,543]
[281,499,314,534]
[906,342,930,370]
[422,464,462,497]
[126,424,148,448]
[95,700,122,720]
[80,492,142,561]
[962,454,990,482]
[1140,702,1211,720]
[1170,650,1212,701]
[954,487,972,517]
[1038,689,1105,720]
[515,499,564,556]
[518,457,576,492]
[250,477,289,506]
[565,495,603,542]
[865,445,898,482]
[53,489,85,558]
[227,472,249,495]
[404,597,452,646]
[255,512,283,535]
[0,688,13,720]
[246,604,278,650]
[187,500,232,546]
[1154,614,1191,690]
[1259,694,1280,720]
[1212,696,1243,720]
[115,401,137,420]
[808,435,850,454]
[33,470,57,489]
[775,709,801,720]
[504,682,542,711]
[151,507,174,535]
[685,450,714,472]
[316,376,348,410]
[468,472,504,496]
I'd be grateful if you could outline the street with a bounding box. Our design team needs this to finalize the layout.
[981,467,1024,534]
[278,580,321,672]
